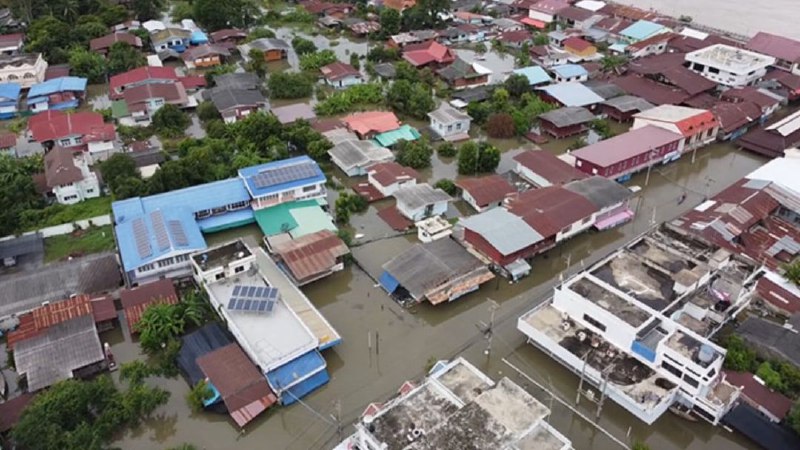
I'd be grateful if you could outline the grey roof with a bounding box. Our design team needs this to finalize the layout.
[452,86,491,103]
[383,238,485,300]
[328,140,393,172]
[539,106,595,127]
[585,82,626,100]
[601,95,655,113]
[271,102,316,125]
[428,103,471,124]
[213,72,261,90]
[207,87,265,112]
[458,208,543,255]
[394,183,452,211]
[564,176,632,209]
[373,63,396,79]
[0,233,43,259]
[243,38,290,51]
[15,315,104,391]
[738,317,800,367]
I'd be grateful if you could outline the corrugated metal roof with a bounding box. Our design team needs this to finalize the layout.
[6,294,113,349]
[273,230,349,284]
[537,83,605,107]
[571,125,682,167]
[394,183,452,211]
[564,176,632,210]
[459,208,543,255]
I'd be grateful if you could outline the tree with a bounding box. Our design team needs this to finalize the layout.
[291,36,317,55]
[457,141,500,175]
[486,113,516,138]
[503,74,530,98]
[132,0,164,21]
[601,54,628,72]
[136,302,186,353]
[0,155,42,236]
[171,1,193,21]
[437,142,457,157]
[107,42,147,75]
[194,0,257,31]
[267,72,314,99]
[246,27,276,41]
[246,48,267,77]
[533,33,548,46]
[788,402,800,434]
[379,7,401,37]
[784,260,800,286]
[434,178,457,195]
[187,379,214,412]
[26,16,72,63]
[75,18,109,44]
[722,335,758,372]
[69,47,107,83]
[350,52,361,70]
[367,46,399,63]
[100,153,141,197]
[474,42,487,54]
[590,118,615,139]
[396,139,433,169]
[756,361,784,391]
[152,104,190,138]
[335,192,368,224]
[197,101,220,122]
[386,80,435,119]
[299,50,337,71]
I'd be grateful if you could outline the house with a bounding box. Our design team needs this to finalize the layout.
[109,66,178,99]
[711,101,762,141]
[365,161,419,198]
[723,371,794,423]
[0,33,24,55]
[624,32,675,59]
[720,87,782,121]
[387,30,438,49]
[209,28,248,46]
[0,82,20,119]
[563,37,597,59]
[590,16,632,41]
[529,45,570,68]
[563,175,635,230]
[379,238,494,304]
[428,103,471,141]
[492,17,524,33]
[642,65,717,97]
[0,132,15,156]
[513,150,587,187]
[551,64,589,83]
[685,44,775,88]
[0,53,47,88]
[571,125,684,180]
[213,72,261,90]
[437,58,491,90]
[764,70,800,101]
[336,358,573,450]
[402,41,456,68]
[28,110,117,162]
[0,393,34,434]
[271,102,316,126]
[239,156,326,212]
[320,61,364,89]
[383,0,416,11]
[456,175,515,212]
[755,270,800,316]
[206,87,266,124]
[116,82,190,126]
[151,28,191,53]
[394,183,452,221]
[328,139,393,176]
[495,30,532,49]
[26,76,87,112]
[632,105,719,150]
[537,83,604,108]
[526,0,569,25]
[453,11,490,25]
[556,6,597,28]
[343,111,401,139]
[272,229,350,286]
[600,95,654,122]
[142,19,166,33]
[612,74,689,106]
[89,32,143,55]
[182,44,230,69]
[437,24,485,46]
[538,106,594,138]
[14,315,107,392]
[513,66,551,87]
[238,38,290,62]
[120,278,179,335]
[619,20,668,43]
[196,343,278,427]
[738,110,800,158]
[43,146,101,204]
[747,32,800,75]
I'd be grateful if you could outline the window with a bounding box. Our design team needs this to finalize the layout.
[447,124,453,132]
[302,185,316,193]
[456,122,462,130]
[683,375,699,388]
[86,189,94,193]
[234,265,245,273]
[662,361,683,378]
[215,272,225,280]
[60,139,71,146]
[582,314,606,332]
[138,263,155,273]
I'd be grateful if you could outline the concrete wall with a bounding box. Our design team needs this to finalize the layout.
[7,214,112,239]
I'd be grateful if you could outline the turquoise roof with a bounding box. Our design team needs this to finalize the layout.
[620,20,665,41]
[372,124,421,147]
[513,66,552,86]
[253,200,336,238]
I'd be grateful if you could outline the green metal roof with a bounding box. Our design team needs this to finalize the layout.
[254,200,336,238]
[111,100,129,118]
[372,124,421,147]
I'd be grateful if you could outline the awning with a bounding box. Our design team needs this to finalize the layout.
[521,18,547,29]
[594,208,634,230]
[505,259,531,278]
[379,271,400,293]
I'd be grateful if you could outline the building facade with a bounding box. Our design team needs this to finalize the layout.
[685,44,775,88]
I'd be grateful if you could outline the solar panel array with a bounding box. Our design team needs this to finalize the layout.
[132,218,152,258]
[151,210,170,251]
[252,161,318,189]
[168,220,188,246]
[227,285,279,314]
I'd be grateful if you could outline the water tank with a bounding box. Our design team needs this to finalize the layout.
[698,344,715,364]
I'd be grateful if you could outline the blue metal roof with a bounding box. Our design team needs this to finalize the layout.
[278,368,330,405]
[513,66,552,86]
[620,20,665,41]
[196,208,254,232]
[551,64,588,79]
[238,156,326,198]
[27,77,87,98]
[0,83,20,101]
[266,350,327,395]
[537,83,605,107]
[190,30,208,45]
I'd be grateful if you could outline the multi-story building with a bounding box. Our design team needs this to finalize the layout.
[43,147,101,205]
[238,156,327,211]
[685,44,775,87]
[0,53,47,88]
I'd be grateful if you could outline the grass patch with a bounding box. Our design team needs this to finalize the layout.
[44,225,115,262]
[22,196,112,231]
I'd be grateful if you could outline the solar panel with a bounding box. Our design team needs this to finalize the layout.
[252,161,318,189]
[132,218,152,259]
[226,284,279,314]
[151,211,170,251]
[168,220,188,246]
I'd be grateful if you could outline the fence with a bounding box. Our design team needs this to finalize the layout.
[0,214,112,241]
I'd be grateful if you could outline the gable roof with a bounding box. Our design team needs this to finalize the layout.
[459,207,543,255]
[539,106,595,127]
[394,183,452,210]
[513,150,587,185]
[513,66,551,85]
[28,77,87,99]
[612,75,689,105]
[572,125,682,167]
[0,393,33,433]
[537,83,604,107]
[328,139,393,171]
[320,61,361,81]
[437,58,491,82]
[109,66,178,97]
[620,20,665,41]
[506,186,597,237]
[123,81,187,106]
[633,104,717,136]
[273,230,350,283]
[428,102,471,124]
[563,37,594,52]
[747,32,800,63]
[0,82,20,101]
[151,27,191,44]
[89,32,142,51]
[29,110,112,143]
[456,175,515,207]
[238,155,325,198]
[121,279,179,335]
[343,111,401,136]
[182,43,230,61]
[209,28,247,42]
[712,101,762,133]
[213,72,260,90]
[557,5,594,22]
[44,147,82,188]
[271,102,315,125]
[551,63,588,79]
[368,161,419,187]
[402,40,455,67]
[207,87,265,112]
[601,95,654,113]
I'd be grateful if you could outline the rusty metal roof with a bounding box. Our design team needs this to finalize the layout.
[6,294,113,349]
[120,279,179,334]
[273,230,350,285]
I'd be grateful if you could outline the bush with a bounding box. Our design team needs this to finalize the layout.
[299,50,337,71]
[197,101,219,122]
[437,142,457,158]
[152,104,190,138]
[314,83,384,115]
[756,362,784,391]
[335,192,368,224]
[457,141,500,175]
[268,72,314,99]
[396,139,433,169]
[187,379,214,412]
[434,178,457,195]
[292,36,317,55]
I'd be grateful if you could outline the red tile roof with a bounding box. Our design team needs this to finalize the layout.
[724,370,794,420]
[765,70,800,93]
[557,6,594,22]
[6,294,113,349]
[747,32,800,64]
[320,61,360,81]
[612,75,688,105]
[563,37,593,52]
[513,150,587,185]
[90,32,142,51]
[368,161,419,187]
[273,230,349,284]
[507,186,597,238]
[178,75,207,89]
[343,111,400,136]
[120,279,179,335]
[196,344,278,427]
[756,276,800,314]
[672,109,718,137]
[0,393,34,433]
[0,132,16,148]
[109,66,178,99]
[28,110,110,143]
[457,175,515,208]
[402,41,455,67]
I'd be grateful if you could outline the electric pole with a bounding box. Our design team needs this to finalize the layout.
[478,298,500,356]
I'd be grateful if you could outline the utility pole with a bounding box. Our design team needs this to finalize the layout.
[596,369,610,419]
[479,299,500,356]
[576,353,588,405]
[644,148,655,186]
[330,400,343,443]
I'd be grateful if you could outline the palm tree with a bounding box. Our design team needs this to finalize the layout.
[180,290,211,327]
[601,54,628,73]
[783,260,800,286]
[136,302,185,353]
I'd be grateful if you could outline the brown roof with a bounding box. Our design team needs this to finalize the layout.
[44,147,82,189]
[513,150,587,185]
[722,87,781,110]
[90,32,143,51]
[273,230,350,284]
[712,101,761,133]
[311,117,344,133]
[209,28,247,43]
[612,75,688,105]
[196,344,278,427]
[0,132,16,148]
[496,30,531,44]
[557,6,594,22]
[0,393,34,433]
[747,32,800,63]
[368,161,419,187]
[626,32,677,52]
[756,276,800,314]
[507,186,597,238]
[629,53,687,75]
[320,61,360,81]
[182,44,230,61]
[456,175,515,208]
[765,70,800,91]
[592,16,632,34]
[724,370,794,420]
[120,279,179,335]
[660,66,717,96]
[6,294,113,349]
[122,82,187,106]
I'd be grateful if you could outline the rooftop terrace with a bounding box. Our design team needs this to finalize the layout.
[192,240,251,271]
[591,250,676,312]
[570,276,651,327]
[687,44,776,70]
[665,330,721,368]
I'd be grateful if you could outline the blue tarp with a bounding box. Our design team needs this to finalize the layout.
[190,30,208,45]
[267,350,327,396]
[176,323,233,386]
[379,271,400,294]
[278,369,330,405]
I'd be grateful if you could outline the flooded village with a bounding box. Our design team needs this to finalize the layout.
[1,1,800,450]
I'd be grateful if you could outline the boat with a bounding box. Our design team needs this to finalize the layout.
[669,403,699,422]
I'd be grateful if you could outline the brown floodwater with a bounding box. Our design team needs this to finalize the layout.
[111,135,765,450]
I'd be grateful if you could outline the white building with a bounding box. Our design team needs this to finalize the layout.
[43,147,101,205]
[0,53,47,88]
[517,231,755,425]
[238,156,327,211]
[366,162,418,198]
[685,44,776,88]
[394,183,452,221]
[428,103,471,141]
[416,216,453,243]
[328,140,393,177]
[632,105,719,151]
[335,357,573,450]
